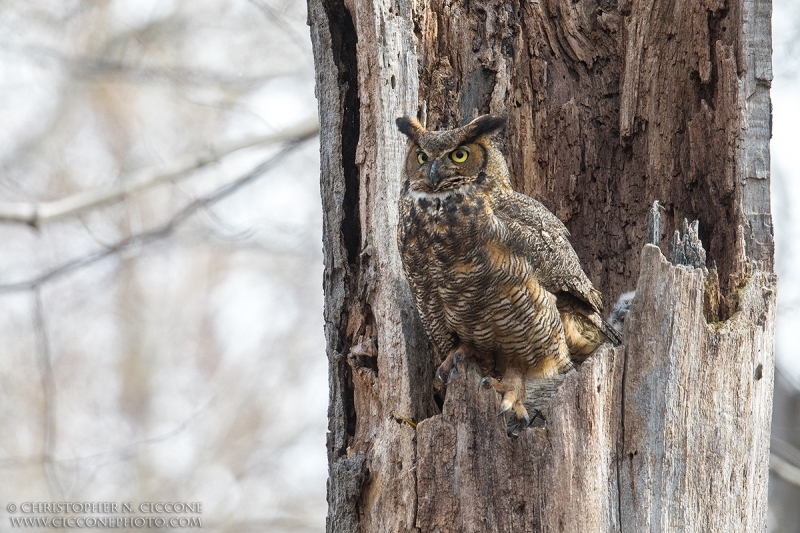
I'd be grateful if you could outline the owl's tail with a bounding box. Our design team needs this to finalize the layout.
[556,293,622,363]
[598,317,623,346]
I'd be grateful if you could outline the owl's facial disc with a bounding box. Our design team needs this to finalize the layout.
[398,115,505,195]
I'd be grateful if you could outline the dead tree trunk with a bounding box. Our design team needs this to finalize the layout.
[309,0,775,530]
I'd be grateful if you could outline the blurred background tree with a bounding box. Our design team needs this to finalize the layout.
[0,0,798,532]
[0,1,326,531]
[770,0,800,530]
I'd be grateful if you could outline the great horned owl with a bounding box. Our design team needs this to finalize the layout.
[396,114,621,427]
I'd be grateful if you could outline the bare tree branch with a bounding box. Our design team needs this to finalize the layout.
[771,436,800,487]
[33,288,63,498]
[0,396,215,470]
[248,0,312,61]
[0,119,318,227]
[0,136,315,293]
[0,42,303,88]
[771,453,800,488]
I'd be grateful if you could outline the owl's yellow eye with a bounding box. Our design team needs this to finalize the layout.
[449,148,469,163]
[417,152,428,165]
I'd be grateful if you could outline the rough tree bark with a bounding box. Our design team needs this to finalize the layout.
[309,0,774,530]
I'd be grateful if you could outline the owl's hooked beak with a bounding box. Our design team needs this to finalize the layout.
[429,160,444,188]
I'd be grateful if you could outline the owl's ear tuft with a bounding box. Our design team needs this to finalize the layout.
[467,115,508,138]
[396,116,425,139]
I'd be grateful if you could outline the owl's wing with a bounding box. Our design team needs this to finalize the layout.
[492,190,604,313]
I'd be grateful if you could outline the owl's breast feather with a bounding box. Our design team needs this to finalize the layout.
[399,191,504,287]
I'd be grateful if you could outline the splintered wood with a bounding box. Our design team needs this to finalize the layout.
[618,245,775,531]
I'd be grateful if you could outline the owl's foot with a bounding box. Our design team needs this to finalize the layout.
[479,368,530,427]
[506,407,545,437]
[436,344,472,384]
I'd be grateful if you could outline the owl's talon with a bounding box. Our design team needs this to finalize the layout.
[499,391,517,414]
[436,346,468,384]
[448,366,459,383]
[449,350,463,382]
[479,376,495,390]
[435,356,454,384]
[514,402,531,427]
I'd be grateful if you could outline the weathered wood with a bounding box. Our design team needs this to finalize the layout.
[619,245,775,531]
[309,0,775,529]
[416,347,623,532]
[310,0,435,530]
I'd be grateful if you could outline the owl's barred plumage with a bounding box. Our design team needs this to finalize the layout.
[396,114,621,428]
